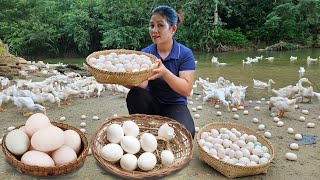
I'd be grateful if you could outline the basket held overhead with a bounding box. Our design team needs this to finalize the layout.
[86,49,158,86]
[2,122,89,176]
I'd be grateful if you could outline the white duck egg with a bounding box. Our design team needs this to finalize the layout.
[222,139,232,148]
[121,136,140,154]
[140,133,157,152]
[249,100,253,104]
[236,140,246,148]
[307,123,315,128]
[194,114,200,119]
[270,112,277,117]
[5,129,30,155]
[140,64,150,69]
[318,115,320,120]
[188,101,194,105]
[234,150,243,159]
[220,134,229,140]
[198,139,206,147]
[231,108,237,112]
[256,100,262,104]
[252,118,259,123]
[64,129,81,154]
[253,148,264,157]
[25,113,51,137]
[21,150,55,167]
[233,114,239,120]
[101,143,123,162]
[239,157,250,165]
[87,148,92,156]
[301,110,309,115]
[287,128,294,134]
[161,150,175,166]
[158,123,175,140]
[247,135,257,142]
[59,116,66,121]
[273,117,280,122]
[216,111,222,116]
[289,143,299,150]
[261,146,269,153]
[243,110,249,115]
[107,124,124,143]
[80,122,86,127]
[80,128,86,133]
[211,138,223,145]
[285,152,297,161]
[250,154,260,163]
[204,142,214,149]
[197,106,203,110]
[217,148,226,159]
[200,132,209,139]
[123,63,133,72]
[299,116,305,121]
[277,121,284,127]
[31,126,64,152]
[191,107,197,112]
[239,134,248,141]
[230,144,241,151]
[81,115,86,119]
[202,146,210,153]
[263,153,271,159]
[258,157,269,164]
[195,127,200,132]
[93,116,99,120]
[258,124,265,130]
[138,152,157,171]
[7,126,15,132]
[120,154,138,171]
[264,131,272,139]
[205,136,214,142]
[238,106,244,110]
[254,106,260,111]
[214,105,220,109]
[241,148,251,158]
[51,145,77,165]
[122,121,139,137]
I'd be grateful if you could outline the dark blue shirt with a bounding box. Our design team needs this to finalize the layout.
[141,39,196,105]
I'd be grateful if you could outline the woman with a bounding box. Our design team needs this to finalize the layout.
[126,5,196,137]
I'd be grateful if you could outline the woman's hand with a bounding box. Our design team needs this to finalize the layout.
[148,59,169,80]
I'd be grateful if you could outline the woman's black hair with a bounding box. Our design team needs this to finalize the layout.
[151,5,183,26]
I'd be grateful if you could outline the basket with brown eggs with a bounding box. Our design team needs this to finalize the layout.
[2,113,89,176]
[197,122,274,178]
[91,114,194,179]
[86,49,158,86]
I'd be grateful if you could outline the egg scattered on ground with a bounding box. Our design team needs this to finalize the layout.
[243,110,249,115]
[7,126,15,132]
[188,101,194,105]
[80,122,86,127]
[59,117,66,121]
[299,116,305,122]
[216,111,222,116]
[258,124,265,130]
[289,143,299,150]
[264,131,272,139]
[194,114,200,119]
[191,107,197,112]
[287,128,294,134]
[195,127,200,132]
[307,123,315,128]
[93,116,99,120]
[295,134,302,140]
[233,114,239,120]
[277,121,284,127]
[81,115,86,119]
[286,152,297,161]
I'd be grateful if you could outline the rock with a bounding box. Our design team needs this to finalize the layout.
[0,39,28,78]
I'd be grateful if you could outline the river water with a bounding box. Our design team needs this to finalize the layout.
[42,48,320,100]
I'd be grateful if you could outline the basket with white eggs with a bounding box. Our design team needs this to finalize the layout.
[91,114,194,179]
[86,49,158,86]
[1,113,89,176]
[196,122,274,178]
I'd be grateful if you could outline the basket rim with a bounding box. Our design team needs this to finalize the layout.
[86,49,158,74]
[196,122,274,168]
[91,114,194,179]
[2,121,89,176]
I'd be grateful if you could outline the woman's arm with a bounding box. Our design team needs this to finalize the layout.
[148,59,194,97]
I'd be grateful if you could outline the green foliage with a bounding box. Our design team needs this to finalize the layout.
[0,0,319,57]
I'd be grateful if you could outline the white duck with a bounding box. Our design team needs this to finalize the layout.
[298,67,305,77]
[265,57,275,61]
[231,89,245,108]
[269,97,296,117]
[203,88,230,111]
[10,96,46,116]
[307,56,318,62]
[253,79,275,89]
[0,92,11,112]
[290,56,297,61]
[314,92,320,101]
[295,86,314,103]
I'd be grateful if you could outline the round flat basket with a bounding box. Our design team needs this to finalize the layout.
[91,114,194,179]
[197,122,274,178]
[86,49,157,86]
[2,122,89,176]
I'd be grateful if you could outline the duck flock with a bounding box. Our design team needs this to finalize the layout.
[0,61,130,116]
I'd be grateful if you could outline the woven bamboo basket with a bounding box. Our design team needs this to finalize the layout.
[2,122,89,176]
[91,114,194,179]
[86,49,158,86]
[197,122,274,178]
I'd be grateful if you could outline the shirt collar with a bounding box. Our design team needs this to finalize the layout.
[151,39,180,61]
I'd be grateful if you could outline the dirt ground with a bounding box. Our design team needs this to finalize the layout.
[0,73,319,180]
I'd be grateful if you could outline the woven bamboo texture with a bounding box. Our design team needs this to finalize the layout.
[86,49,157,86]
[91,114,194,179]
[2,122,89,176]
[196,122,274,178]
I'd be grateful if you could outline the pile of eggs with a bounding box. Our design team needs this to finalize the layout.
[100,121,175,171]
[198,127,272,166]
[88,53,157,73]
[5,113,82,167]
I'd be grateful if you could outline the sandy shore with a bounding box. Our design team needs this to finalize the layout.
[0,73,320,180]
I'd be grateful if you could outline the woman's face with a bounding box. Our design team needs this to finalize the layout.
[149,13,176,45]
